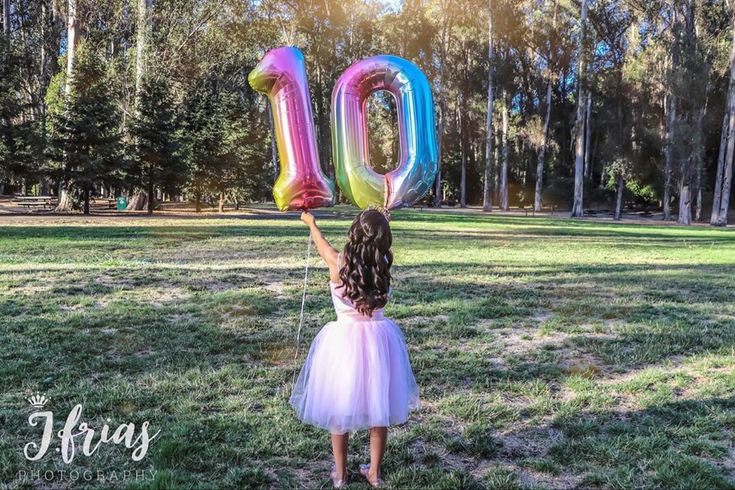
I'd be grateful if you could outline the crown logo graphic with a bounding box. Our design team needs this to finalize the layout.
[27,394,49,409]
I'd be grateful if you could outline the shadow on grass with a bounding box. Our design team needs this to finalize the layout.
[2,217,735,488]
[540,396,735,489]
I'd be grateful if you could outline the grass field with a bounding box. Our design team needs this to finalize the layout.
[1,209,735,489]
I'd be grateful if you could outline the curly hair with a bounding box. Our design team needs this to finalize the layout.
[337,209,393,316]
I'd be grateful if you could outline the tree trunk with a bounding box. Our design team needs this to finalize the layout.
[535,68,553,213]
[459,95,467,208]
[55,188,75,213]
[434,4,451,208]
[135,0,151,104]
[146,165,154,214]
[614,174,624,220]
[571,90,586,217]
[83,187,90,215]
[693,105,705,222]
[434,106,444,207]
[695,172,702,222]
[483,0,494,212]
[65,0,77,93]
[499,91,509,210]
[218,192,225,213]
[716,106,735,226]
[663,92,676,221]
[712,10,735,226]
[663,6,682,222]
[493,123,500,203]
[583,93,592,179]
[570,0,588,218]
[3,0,9,45]
[53,186,75,213]
[711,108,728,223]
[534,1,556,213]
[54,0,79,213]
[126,191,148,211]
[678,182,691,225]
[675,0,697,226]
[268,104,279,183]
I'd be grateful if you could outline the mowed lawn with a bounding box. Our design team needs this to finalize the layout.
[1,209,735,489]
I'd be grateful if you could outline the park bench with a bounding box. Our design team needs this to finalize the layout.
[91,197,116,209]
[11,196,58,210]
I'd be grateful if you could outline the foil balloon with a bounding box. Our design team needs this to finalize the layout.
[331,55,438,209]
[248,47,335,211]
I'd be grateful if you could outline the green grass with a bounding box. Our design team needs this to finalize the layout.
[1,208,734,489]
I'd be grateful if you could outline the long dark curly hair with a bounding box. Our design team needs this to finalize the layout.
[338,209,393,316]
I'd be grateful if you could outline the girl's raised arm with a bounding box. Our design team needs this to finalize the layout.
[300,211,341,282]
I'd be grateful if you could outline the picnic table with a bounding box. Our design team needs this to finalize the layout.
[91,197,116,209]
[11,196,58,210]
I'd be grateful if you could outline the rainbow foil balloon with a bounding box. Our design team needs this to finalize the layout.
[331,55,438,209]
[248,47,335,211]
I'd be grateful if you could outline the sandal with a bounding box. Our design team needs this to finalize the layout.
[359,464,384,488]
[330,466,347,489]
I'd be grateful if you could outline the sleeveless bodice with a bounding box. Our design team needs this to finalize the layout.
[329,281,385,321]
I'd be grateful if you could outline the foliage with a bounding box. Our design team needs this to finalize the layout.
[47,45,124,195]
[0,0,732,219]
[129,73,183,198]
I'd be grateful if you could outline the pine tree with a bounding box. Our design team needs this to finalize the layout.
[129,74,182,214]
[178,80,268,212]
[0,42,42,194]
[51,47,123,214]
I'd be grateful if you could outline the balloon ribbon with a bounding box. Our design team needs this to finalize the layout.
[293,232,312,384]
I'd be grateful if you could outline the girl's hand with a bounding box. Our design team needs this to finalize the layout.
[300,210,316,227]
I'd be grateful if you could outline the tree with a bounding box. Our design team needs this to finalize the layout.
[54,0,79,212]
[571,0,589,218]
[0,0,734,218]
[499,89,509,210]
[433,0,455,207]
[51,47,123,215]
[127,0,153,211]
[483,0,494,212]
[129,74,180,214]
[534,0,556,213]
[712,5,735,226]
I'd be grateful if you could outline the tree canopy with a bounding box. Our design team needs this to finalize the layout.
[0,0,733,224]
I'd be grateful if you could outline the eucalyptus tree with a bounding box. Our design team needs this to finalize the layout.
[483,0,494,211]
[712,2,735,226]
[571,0,589,217]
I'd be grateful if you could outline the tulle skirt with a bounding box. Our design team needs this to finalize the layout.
[290,315,420,434]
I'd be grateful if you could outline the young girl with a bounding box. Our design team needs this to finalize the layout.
[290,209,420,488]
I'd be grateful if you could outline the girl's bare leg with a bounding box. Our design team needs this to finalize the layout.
[369,427,388,481]
[331,432,349,480]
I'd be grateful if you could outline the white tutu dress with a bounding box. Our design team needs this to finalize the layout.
[290,281,420,434]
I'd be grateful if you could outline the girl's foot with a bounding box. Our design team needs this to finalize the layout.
[359,464,384,488]
[330,466,346,489]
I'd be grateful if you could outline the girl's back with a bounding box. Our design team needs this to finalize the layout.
[289,209,419,487]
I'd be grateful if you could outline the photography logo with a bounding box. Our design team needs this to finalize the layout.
[27,393,49,409]
[17,393,159,484]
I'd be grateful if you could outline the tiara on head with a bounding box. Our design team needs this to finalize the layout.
[365,205,392,222]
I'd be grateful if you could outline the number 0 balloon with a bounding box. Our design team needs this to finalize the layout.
[249,47,438,210]
[248,47,335,211]
[332,55,438,209]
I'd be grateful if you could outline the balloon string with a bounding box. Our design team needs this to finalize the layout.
[293,232,312,383]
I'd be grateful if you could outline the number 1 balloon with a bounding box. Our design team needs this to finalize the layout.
[248,47,336,211]
[250,47,438,210]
